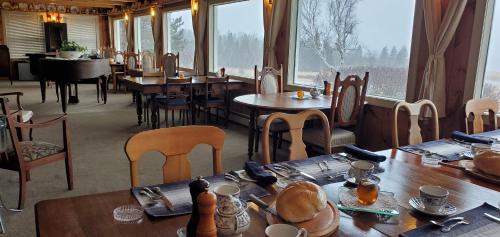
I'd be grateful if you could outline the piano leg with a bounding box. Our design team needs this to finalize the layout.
[39,77,46,103]
[68,84,79,104]
[100,75,108,104]
[59,82,67,113]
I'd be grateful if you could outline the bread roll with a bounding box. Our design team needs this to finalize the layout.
[474,150,500,177]
[276,181,327,223]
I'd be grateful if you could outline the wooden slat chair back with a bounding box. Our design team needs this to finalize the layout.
[392,99,439,148]
[465,98,499,134]
[163,52,180,78]
[329,72,369,130]
[261,109,330,164]
[124,126,225,187]
[125,52,140,71]
[156,77,194,128]
[200,76,230,125]
[254,65,283,94]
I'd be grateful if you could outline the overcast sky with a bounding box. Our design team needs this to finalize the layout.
[486,1,500,73]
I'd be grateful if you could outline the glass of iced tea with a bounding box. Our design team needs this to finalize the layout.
[356,178,379,205]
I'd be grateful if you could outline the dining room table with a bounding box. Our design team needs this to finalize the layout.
[234,92,333,159]
[122,76,245,128]
[34,149,500,237]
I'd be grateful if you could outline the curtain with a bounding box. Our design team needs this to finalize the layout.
[263,0,286,68]
[99,16,111,48]
[418,0,467,117]
[126,13,134,52]
[151,8,163,68]
[191,0,208,75]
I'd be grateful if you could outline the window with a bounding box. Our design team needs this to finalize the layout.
[2,11,45,58]
[114,19,127,52]
[65,15,99,51]
[481,1,500,98]
[163,9,195,69]
[210,0,264,78]
[134,15,154,52]
[291,0,416,99]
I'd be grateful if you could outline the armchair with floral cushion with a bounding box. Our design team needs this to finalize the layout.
[0,92,33,141]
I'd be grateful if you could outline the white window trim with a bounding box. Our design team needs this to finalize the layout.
[134,16,142,53]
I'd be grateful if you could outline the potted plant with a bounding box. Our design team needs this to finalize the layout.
[59,40,87,59]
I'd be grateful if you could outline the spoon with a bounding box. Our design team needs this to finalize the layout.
[441,220,470,232]
[430,216,464,227]
[140,190,160,201]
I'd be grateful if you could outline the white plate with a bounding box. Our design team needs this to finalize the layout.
[409,197,457,216]
[343,173,381,185]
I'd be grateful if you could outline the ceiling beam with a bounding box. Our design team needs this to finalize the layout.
[10,0,127,8]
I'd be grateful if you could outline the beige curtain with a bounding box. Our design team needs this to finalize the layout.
[126,13,135,52]
[418,0,467,117]
[191,0,208,75]
[98,16,111,48]
[263,0,286,68]
[151,8,163,67]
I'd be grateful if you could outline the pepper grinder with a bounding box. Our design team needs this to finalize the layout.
[323,81,331,96]
[196,191,217,237]
[186,176,209,237]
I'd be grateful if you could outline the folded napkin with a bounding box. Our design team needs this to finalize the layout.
[244,161,277,186]
[451,131,493,144]
[343,144,387,163]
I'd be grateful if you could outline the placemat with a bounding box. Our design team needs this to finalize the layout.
[131,175,270,218]
[265,155,383,186]
[400,202,500,237]
[475,130,500,141]
[399,139,470,161]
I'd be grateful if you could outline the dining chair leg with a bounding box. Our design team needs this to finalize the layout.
[205,106,209,124]
[254,129,260,153]
[216,108,219,124]
[171,110,175,127]
[181,110,185,126]
[165,108,169,128]
[272,132,278,162]
[18,171,26,210]
[278,132,284,148]
[25,171,30,181]
[0,207,4,234]
[178,109,182,123]
[224,106,229,128]
[65,153,74,190]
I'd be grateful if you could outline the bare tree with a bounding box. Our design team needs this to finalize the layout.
[300,0,360,68]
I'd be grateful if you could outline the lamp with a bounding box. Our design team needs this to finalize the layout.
[124,13,129,21]
[192,0,198,15]
[150,7,156,17]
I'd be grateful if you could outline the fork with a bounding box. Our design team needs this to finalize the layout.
[441,220,470,232]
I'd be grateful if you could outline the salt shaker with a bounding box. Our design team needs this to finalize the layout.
[196,191,217,237]
[186,176,209,237]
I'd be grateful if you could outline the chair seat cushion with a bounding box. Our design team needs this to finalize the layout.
[157,98,190,106]
[21,110,33,122]
[18,141,63,161]
[300,127,356,148]
[257,115,289,131]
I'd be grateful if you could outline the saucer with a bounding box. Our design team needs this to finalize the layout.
[343,173,381,185]
[409,197,457,216]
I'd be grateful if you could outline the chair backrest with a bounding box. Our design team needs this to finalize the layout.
[114,51,124,64]
[101,47,115,59]
[261,109,330,164]
[465,98,499,134]
[1,97,25,161]
[125,52,140,70]
[329,72,369,131]
[164,77,193,102]
[125,125,225,187]
[392,99,439,148]
[163,52,180,77]
[141,50,155,71]
[0,45,11,78]
[255,65,283,94]
[203,76,229,103]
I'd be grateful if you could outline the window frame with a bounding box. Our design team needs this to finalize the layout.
[133,14,154,53]
[163,8,195,71]
[113,18,126,52]
[287,0,422,106]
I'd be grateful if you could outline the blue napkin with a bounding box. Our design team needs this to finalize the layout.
[451,131,493,144]
[244,161,277,186]
[343,144,387,163]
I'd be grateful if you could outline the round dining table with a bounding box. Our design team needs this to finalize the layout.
[234,92,332,159]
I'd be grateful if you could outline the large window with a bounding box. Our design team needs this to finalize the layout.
[134,15,154,52]
[292,0,416,99]
[481,1,500,98]
[2,11,45,58]
[210,0,264,78]
[163,9,195,69]
[114,19,127,52]
[65,15,99,51]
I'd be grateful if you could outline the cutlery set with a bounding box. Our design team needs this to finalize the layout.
[140,187,174,210]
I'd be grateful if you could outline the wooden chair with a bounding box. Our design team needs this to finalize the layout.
[465,98,499,134]
[0,92,33,141]
[100,47,115,59]
[155,77,193,128]
[0,97,73,209]
[114,51,125,64]
[302,72,368,152]
[141,50,155,71]
[254,65,287,161]
[261,109,330,164]
[392,99,439,147]
[124,125,224,187]
[163,53,180,77]
[195,76,230,127]
[0,45,12,85]
[124,52,140,75]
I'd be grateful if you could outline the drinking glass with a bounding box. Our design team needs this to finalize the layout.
[0,116,7,152]
[357,178,379,205]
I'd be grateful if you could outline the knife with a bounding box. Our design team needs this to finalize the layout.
[249,194,278,216]
[264,165,290,178]
[336,203,400,216]
[279,163,317,181]
[484,213,500,223]
[152,187,175,210]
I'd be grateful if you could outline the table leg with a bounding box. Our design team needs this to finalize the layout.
[39,77,46,103]
[135,91,143,125]
[151,94,158,129]
[248,108,256,160]
[59,82,67,113]
[101,75,108,104]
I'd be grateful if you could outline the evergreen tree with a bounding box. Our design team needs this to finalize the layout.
[390,46,398,66]
[169,16,186,52]
[395,46,409,67]
[379,46,389,65]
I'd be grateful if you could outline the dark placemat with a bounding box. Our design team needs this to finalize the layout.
[400,202,500,237]
[399,139,470,161]
[264,155,384,186]
[131,176,270,218]
[476,130,500,141]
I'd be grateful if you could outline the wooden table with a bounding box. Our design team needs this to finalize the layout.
[122,76,245,128]
[35,152,500,237]
[234,93,333,159]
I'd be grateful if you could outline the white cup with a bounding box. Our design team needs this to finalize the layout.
[348,160,374,183]
[419,185,449,213]
[265,224,308,237]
